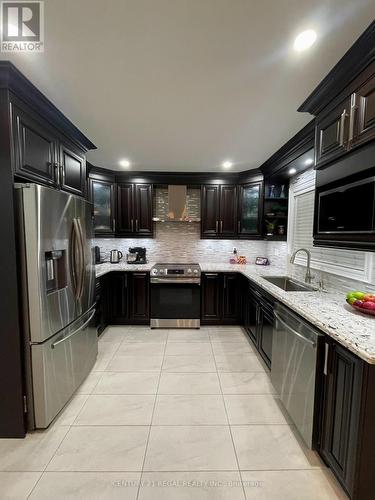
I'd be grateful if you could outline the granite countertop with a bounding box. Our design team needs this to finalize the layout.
[96,261,375,364]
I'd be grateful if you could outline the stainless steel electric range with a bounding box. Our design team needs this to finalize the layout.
[150,263,201,328]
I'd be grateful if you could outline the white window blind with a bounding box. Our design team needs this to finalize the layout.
[289,168,372,283]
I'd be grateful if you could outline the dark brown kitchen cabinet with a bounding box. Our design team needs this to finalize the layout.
[201,273,221,322]
[222,273,239,321]
[201,272,239,324]
[59,142,86,196]
[107,272,130,324]
[11,102,58,186]
[201,185,219,236]
[242,281,273,368]
[315,98,351,168]
[351,75,375,149]
[134,184,153,236]
[11,100,88,195]
[319,343,363,498]
[258,306,273,369]
[201,184,236,238]
[130,272,150,323]
[117,183,134,233]
[117,183,153,237]
[105,272,150,325]
[219,185,237,236]
[238,181,263,237]
[90,179,116,235]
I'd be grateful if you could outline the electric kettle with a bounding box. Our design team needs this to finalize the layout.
[110,250,123,263]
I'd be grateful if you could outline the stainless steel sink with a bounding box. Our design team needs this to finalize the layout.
[263,276,318,292]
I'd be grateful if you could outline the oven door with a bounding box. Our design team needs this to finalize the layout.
[151,282,201,320]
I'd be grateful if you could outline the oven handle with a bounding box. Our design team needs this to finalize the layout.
[150,278,201,285]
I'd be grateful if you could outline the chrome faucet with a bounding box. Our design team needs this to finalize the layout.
[290,248,312,284]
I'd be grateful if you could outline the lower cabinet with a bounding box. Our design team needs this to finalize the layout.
[105,272,150,325]
[243,281,274,369]
[319,342,367,499]
[201,272,240,324]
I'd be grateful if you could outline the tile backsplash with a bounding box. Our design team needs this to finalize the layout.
[95,222,288,266]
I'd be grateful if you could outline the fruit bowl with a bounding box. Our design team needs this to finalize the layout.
[346,291,375,316]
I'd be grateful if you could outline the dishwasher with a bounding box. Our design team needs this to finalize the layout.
[271,303,324,448]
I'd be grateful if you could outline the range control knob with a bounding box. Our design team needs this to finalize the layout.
[187,268,192,274]
[159,269,165,274]
[193,269,199,274]
[152,269,158,275]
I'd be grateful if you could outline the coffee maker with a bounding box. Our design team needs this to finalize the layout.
[126,247,147,264]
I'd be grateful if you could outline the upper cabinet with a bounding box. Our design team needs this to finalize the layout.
[315,71,375,169]
[117,183,153,237]
[3,63,96,196]
[201,182,262,239]
[238,181,263,237]
[89,178,116,235]
[298,22,375,170]
[88,170,153,238]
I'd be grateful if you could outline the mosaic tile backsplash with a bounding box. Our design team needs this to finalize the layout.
[95,222,288,266]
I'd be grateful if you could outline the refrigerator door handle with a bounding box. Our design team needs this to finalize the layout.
[76,218,85,300]
[51,309,96,349]
[71,218,84,300]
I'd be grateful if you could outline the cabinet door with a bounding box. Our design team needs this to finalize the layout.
[134,184,153,236]
[59,142,86,196]
[90,179,115,235]
[320,343,363,497]
[201,185,219,236]
[11,103,58,186]
[222,273,239,322]
[130,273,150,323]
[258,306,273,369]
[245,291,260,346]
[219,185,237,237]
[351,74,375,149]
[238,182,262,237]
[108,273,129,323]
[117,183,134,234]
[315,99,350,168]
[201,273,221,323]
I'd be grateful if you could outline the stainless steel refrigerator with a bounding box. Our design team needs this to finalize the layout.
[16,184,97,429]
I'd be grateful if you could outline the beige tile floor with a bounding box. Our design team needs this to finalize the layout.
[0,325,348,499]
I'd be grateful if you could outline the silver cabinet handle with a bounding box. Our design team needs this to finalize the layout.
[215,221,218,233]
[339,109,348,146]
[220,221,223,233]
[274,311,317,347]
[112,219,116,232]
[204,273,218,277]
[348,93,358,147]
[238,221,241,233]
[131,219,134,232]
[136,219,139,232]
[52,309,96,349]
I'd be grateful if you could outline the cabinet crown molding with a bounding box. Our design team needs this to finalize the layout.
[298,20,375,115]
[0,61,96,152]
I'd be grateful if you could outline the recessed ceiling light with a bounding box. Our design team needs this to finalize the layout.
[119,159,131,168]
[222,160,233,169]
[304,158,314,166]
[288,168,297,175]
[293,29,317,52]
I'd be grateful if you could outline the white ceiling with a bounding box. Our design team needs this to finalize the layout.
[3,0,375,171]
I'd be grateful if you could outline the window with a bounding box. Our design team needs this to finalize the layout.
[288,168,374,284]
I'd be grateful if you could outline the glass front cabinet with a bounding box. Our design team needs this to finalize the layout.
[238,181,263,237]
[90,179,116,235]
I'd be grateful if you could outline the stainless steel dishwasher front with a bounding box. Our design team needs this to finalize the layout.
[271,303,324,448]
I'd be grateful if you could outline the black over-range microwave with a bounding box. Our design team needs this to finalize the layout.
[314,145,375,251]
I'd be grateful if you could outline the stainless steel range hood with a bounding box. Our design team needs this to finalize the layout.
[153,185,201,222]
